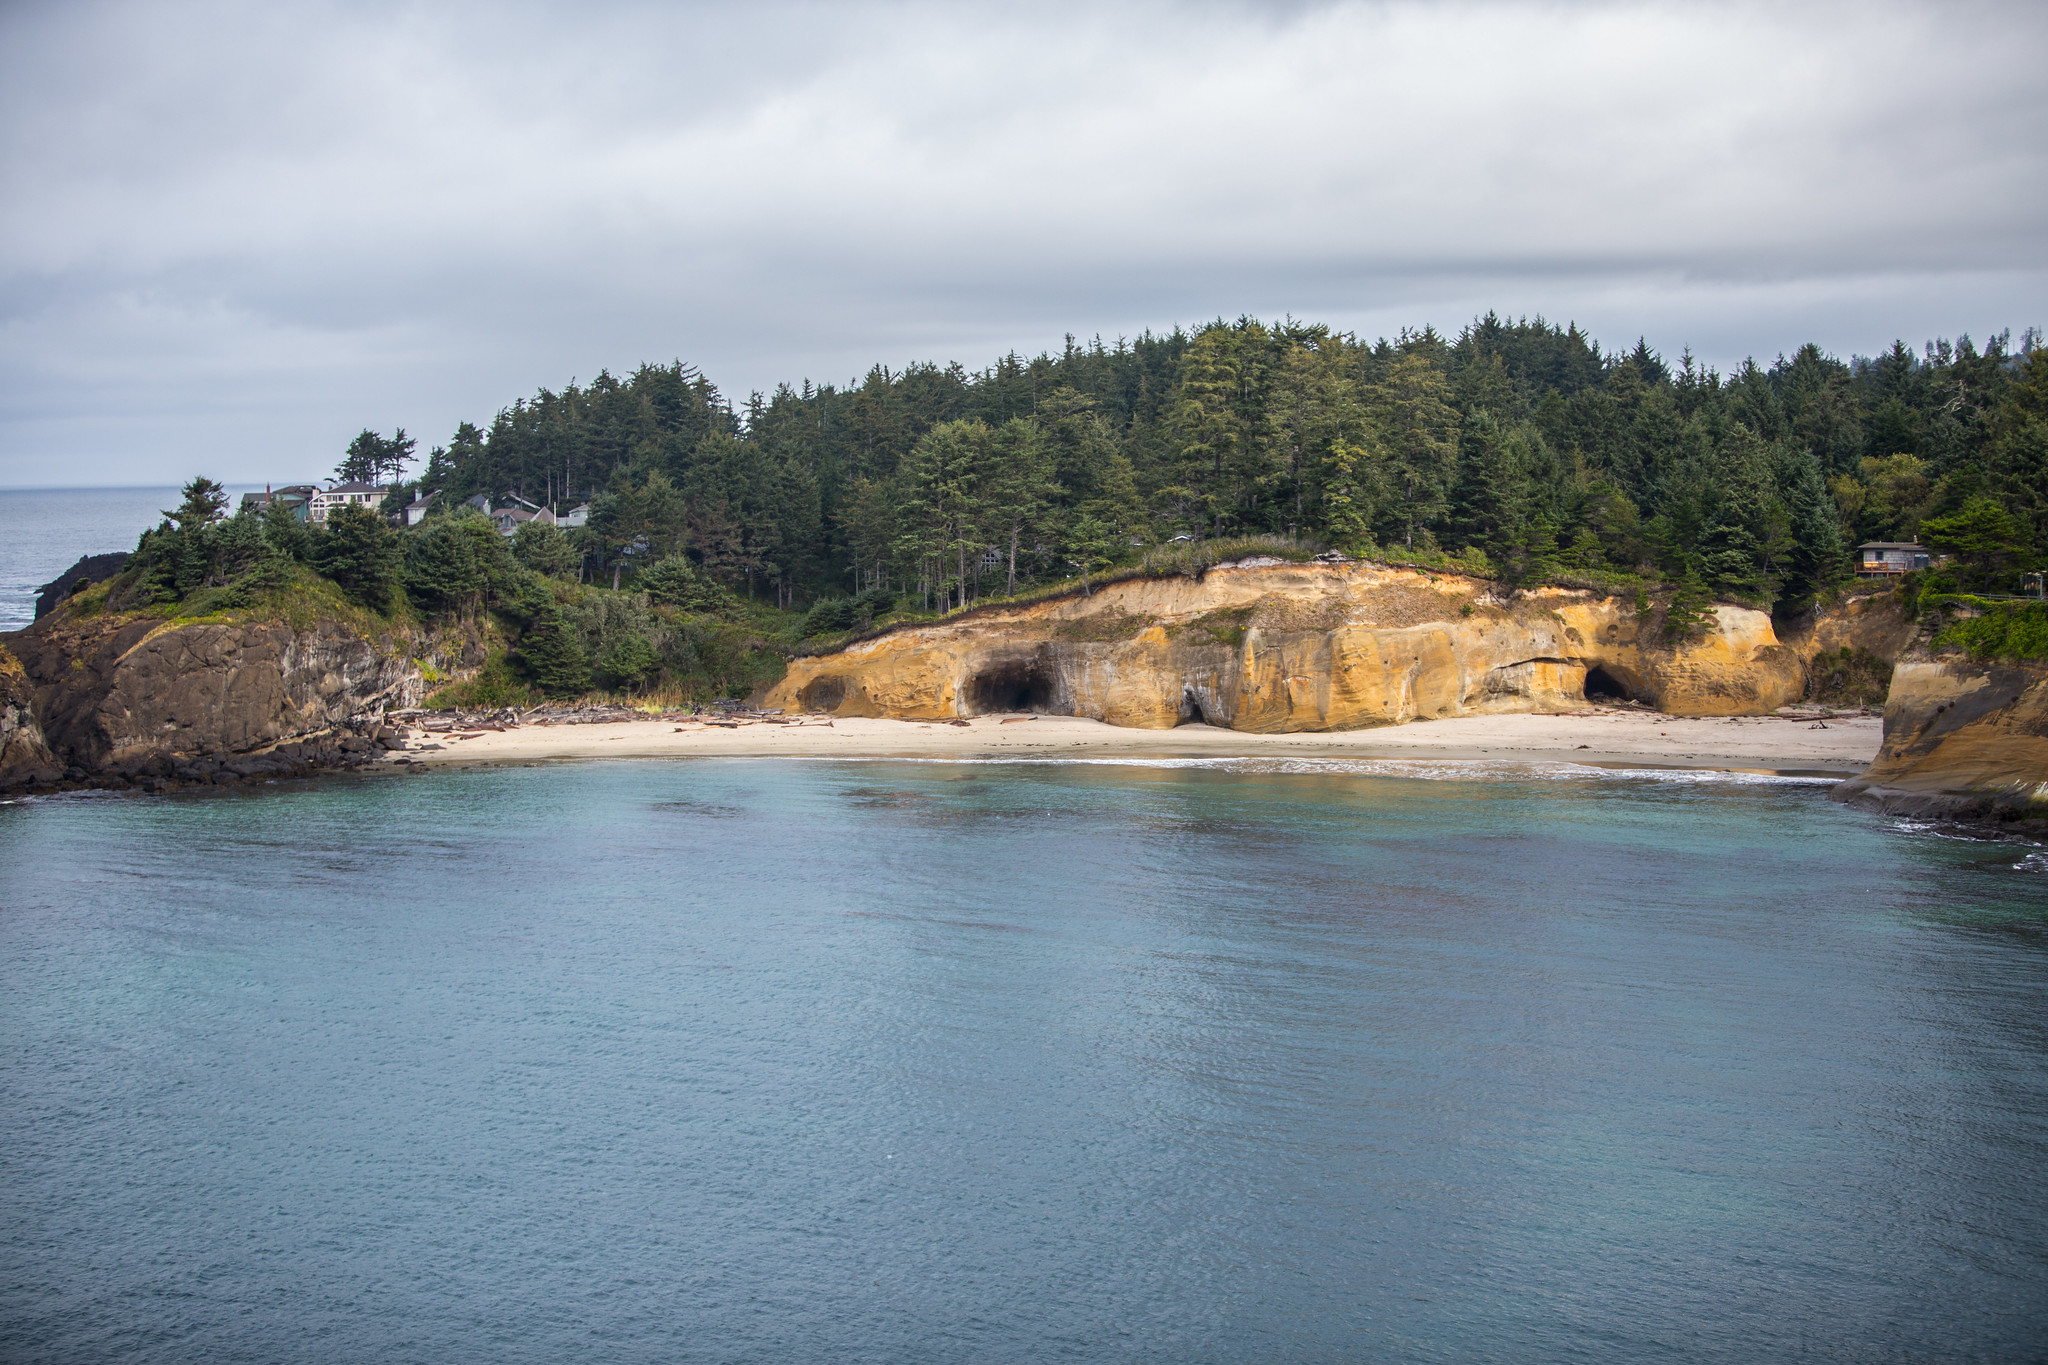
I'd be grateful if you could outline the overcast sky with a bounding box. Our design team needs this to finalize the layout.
[3,0,2044,486]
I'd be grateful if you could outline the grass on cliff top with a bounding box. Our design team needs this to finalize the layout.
[54,563,410,641]
[791,535,1329,657]
[1934,600,2048,662]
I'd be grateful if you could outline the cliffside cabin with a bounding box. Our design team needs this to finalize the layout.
[1856,542,1930,577]
[308,482,393,525]
[239,485,314,521]
[490,496,542,535]
[431,493,587,534]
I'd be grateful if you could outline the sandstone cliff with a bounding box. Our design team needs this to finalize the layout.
[2,609,484,789]
[1833,658,2048,820]
[766,561,1808,730]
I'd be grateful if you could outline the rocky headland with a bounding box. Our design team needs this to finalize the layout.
[0,605,485,793]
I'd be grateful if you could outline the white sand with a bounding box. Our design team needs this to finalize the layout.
[390,707,1882,775]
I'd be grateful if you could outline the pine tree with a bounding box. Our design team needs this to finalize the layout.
[164,476,229,530]
[312,504,401,610]
[1169,323,1272,535]
[261,499,309,562]
[1663,565,1717,640]
[1367,353,1458,548]
[512,519,578,579]
[1697,425,1776,599]
[518,602,591,696]
[1446,410,1531,561]
[1777,459,1845,615]
[983,419,1054,596]
[897,420,989,609]
[1921,498,2025,590]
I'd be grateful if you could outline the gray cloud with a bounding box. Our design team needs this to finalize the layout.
[4,0,2045,484]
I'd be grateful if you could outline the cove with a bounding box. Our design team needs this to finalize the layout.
[3,759,2046,1362]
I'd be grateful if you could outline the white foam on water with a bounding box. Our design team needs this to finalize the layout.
[1890,818,2048,865]
[772,753,1841,786]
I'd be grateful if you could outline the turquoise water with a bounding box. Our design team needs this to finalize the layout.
[3,758,2046,1362]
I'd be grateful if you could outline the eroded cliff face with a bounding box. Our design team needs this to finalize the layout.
[1833,659,2048,820]
[1781,589,1919,663]
[766,561,1807,730]
[3,612,484,782]
[0,642,61,787]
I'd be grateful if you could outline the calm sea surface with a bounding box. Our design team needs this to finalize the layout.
[3,758,2046,1362]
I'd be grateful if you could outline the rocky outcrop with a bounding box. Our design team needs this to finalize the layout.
[767,561,1807,730]
[1781,588,1918,665]
[1,610,485,789]
[0,641,61,787]
[1833,659,2048,820]
[33,552,130,620]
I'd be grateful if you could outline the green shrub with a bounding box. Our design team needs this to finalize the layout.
[802,597,853,636]
[1662,567,1717,641]
[1936,602,2048,662]
[1808,646,1894,706]
[511,519,578,579]
[516,602,592,696]
[425,653,539,709]
[638,555,742,614]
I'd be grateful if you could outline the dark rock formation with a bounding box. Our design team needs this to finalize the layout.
[0,642,61,787]
[33,553,129,620]
[0,610,485,793]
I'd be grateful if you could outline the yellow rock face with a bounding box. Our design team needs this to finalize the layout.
[767,562,1806,730]
[1835,659,2048,817]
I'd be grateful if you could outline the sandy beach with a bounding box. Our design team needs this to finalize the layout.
[389,706,1883,776]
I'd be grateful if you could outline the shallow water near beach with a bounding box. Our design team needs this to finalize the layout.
[3,758,2046,1362]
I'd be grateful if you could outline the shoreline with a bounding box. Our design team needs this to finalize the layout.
[385,707,1885,778]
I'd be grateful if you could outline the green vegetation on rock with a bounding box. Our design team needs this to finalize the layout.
[1935,602,2048,662]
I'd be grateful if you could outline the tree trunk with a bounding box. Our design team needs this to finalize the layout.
[612,562,622,590]
[1008,522,1019,596]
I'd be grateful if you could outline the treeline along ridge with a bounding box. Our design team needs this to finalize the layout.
[102,314,2048,703]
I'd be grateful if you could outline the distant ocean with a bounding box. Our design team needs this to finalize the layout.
[0,486,263,631]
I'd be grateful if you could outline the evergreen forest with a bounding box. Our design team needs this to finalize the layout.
[409,314,2047,615]
[104,314,2048,703]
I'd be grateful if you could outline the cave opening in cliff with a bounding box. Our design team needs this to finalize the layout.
[1584,666,1634,702]
[965,660,1055,714]
[1180,693,1208,726]
[800,676,847,712]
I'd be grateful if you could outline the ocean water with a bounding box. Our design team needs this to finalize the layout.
[0,486,264,631]
[3,758,2046,1363]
